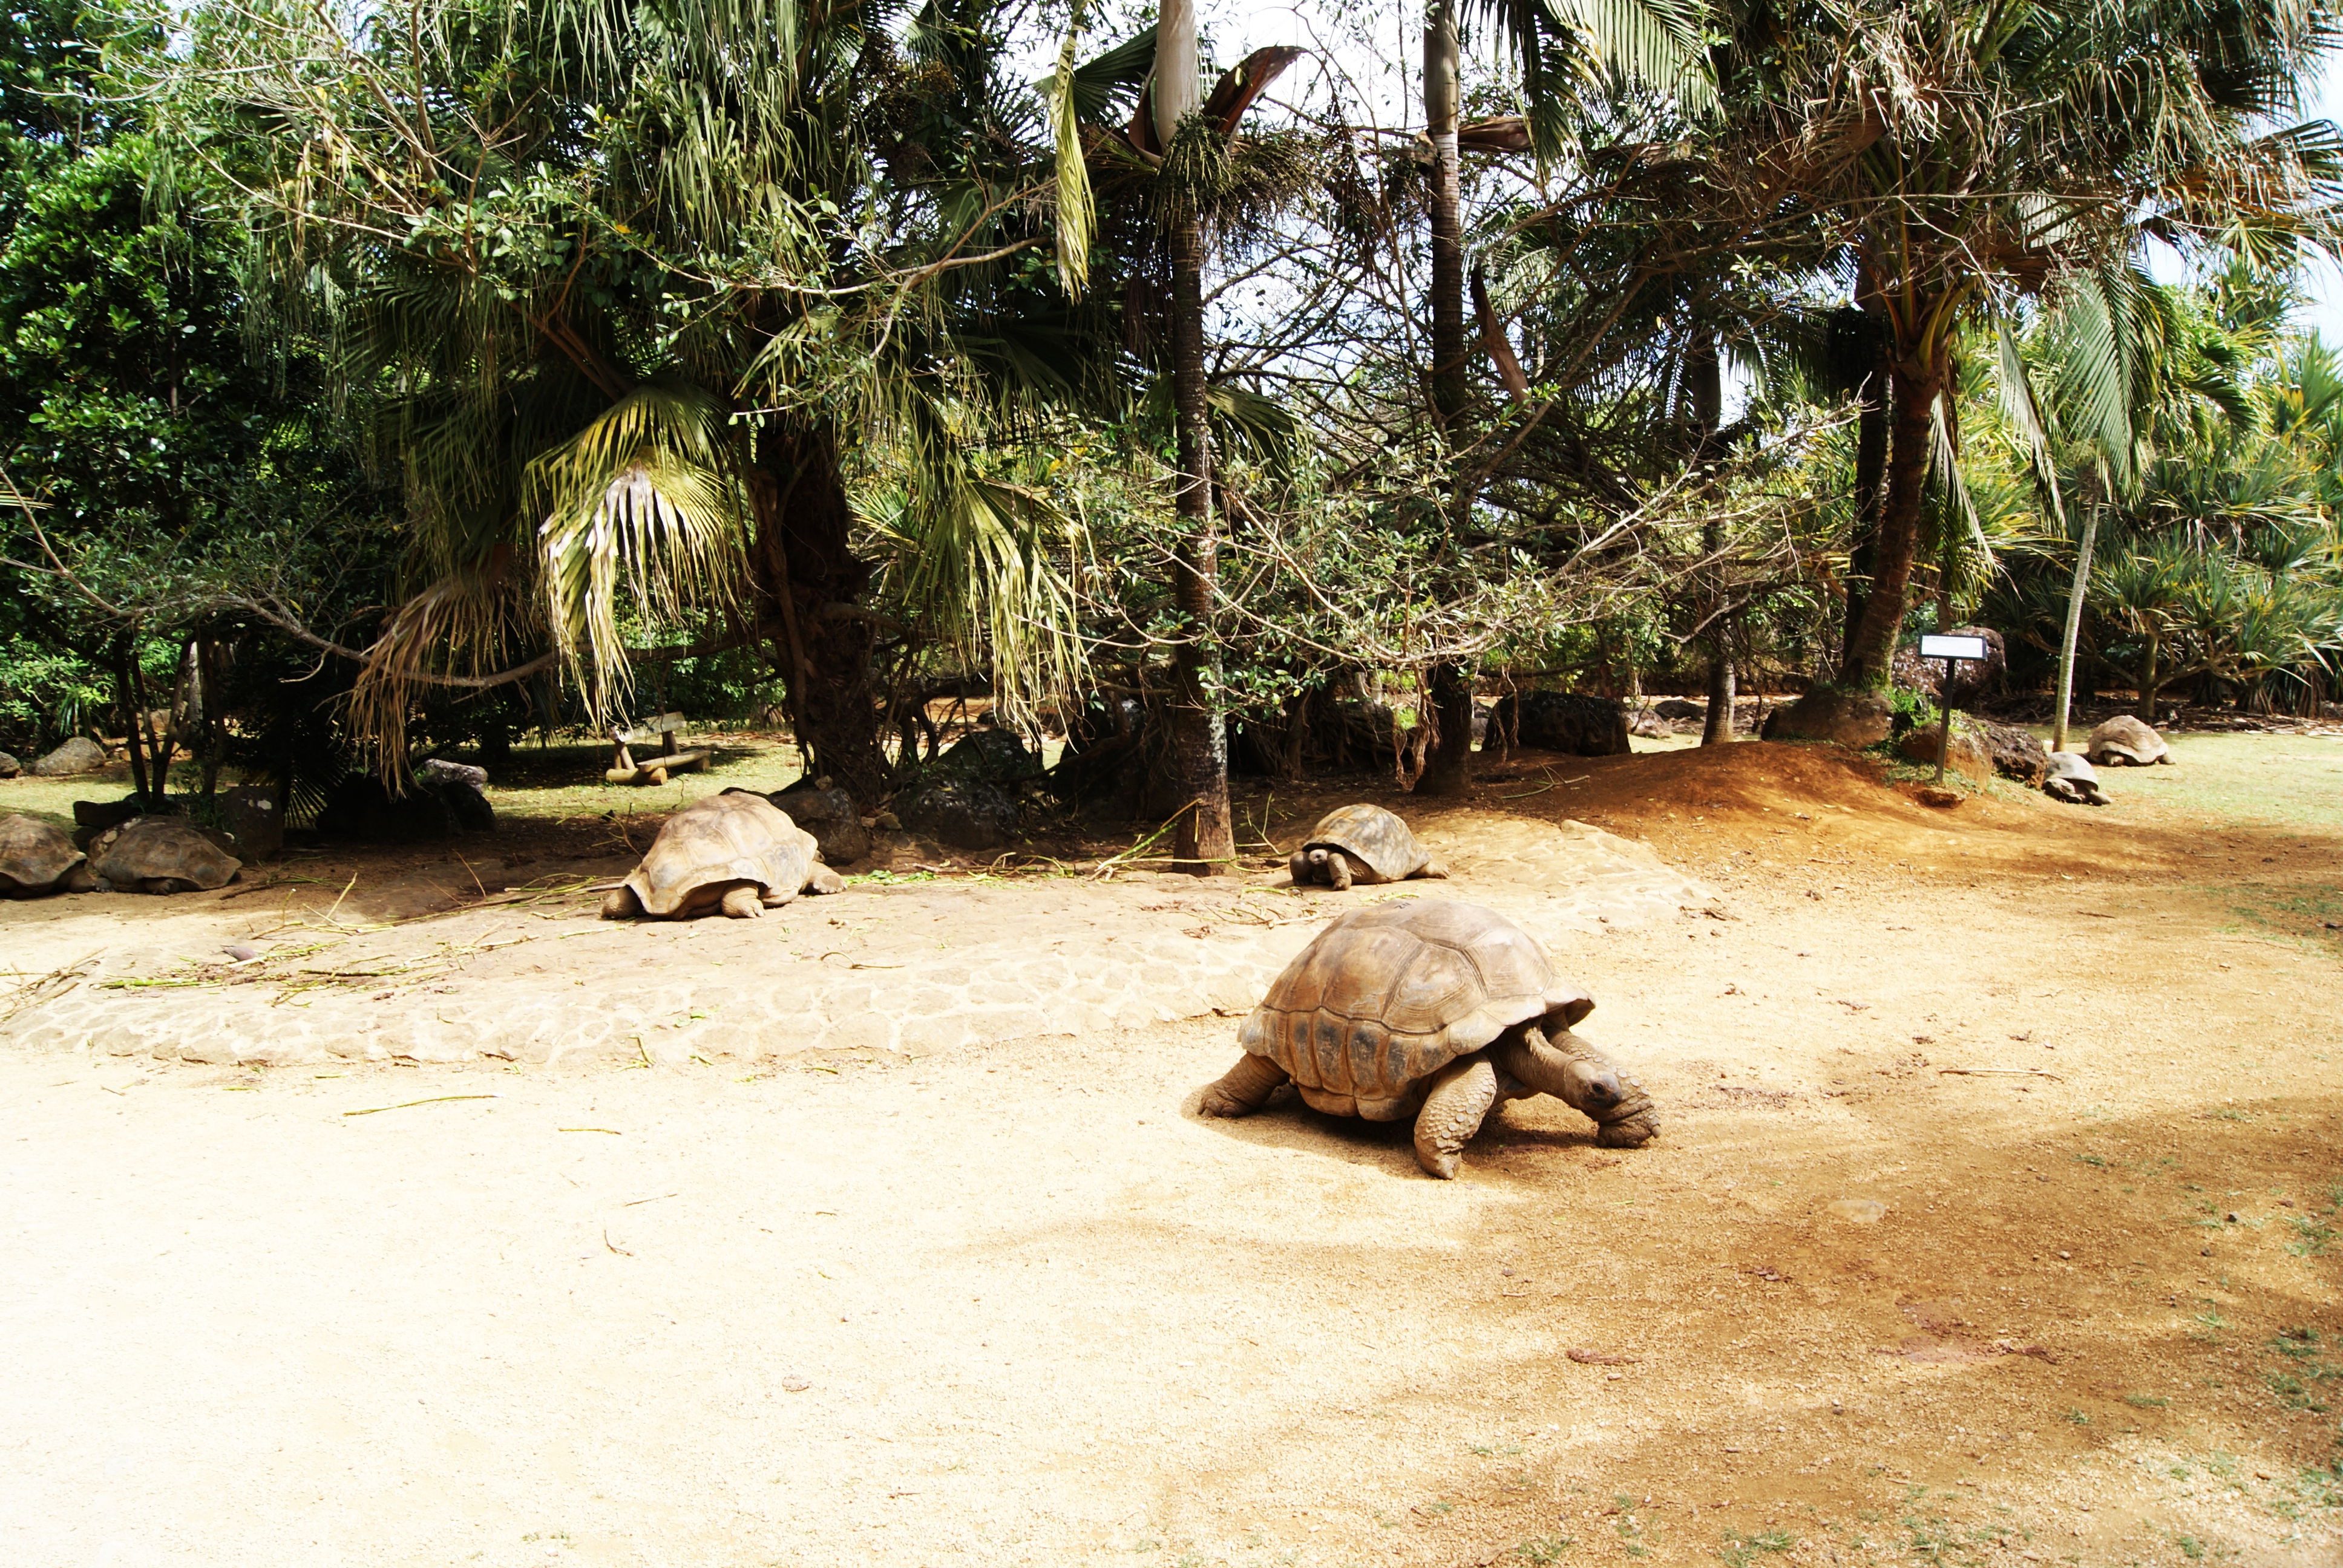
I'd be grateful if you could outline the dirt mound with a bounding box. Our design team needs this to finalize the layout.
[1473,739,2204,887]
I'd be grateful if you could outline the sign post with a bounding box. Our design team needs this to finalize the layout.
[1916,634,1991,785]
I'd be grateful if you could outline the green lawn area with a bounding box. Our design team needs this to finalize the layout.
[2039,730,2343,835]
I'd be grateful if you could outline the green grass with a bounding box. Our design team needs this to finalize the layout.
[2046,731,2343,833]
[0,731,809,833]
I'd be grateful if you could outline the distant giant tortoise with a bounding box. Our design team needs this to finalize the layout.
[88,817,241,893]
[0,814,96,897]
[1289,804,1449,891]
[2086,715,2171,766]
[2043,752,2111,806]
[1200,899,1657,1178]
[602,789,844,920]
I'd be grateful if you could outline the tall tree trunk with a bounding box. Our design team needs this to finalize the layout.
[2050,508,2100,752]
[1156,0,1234,872]
[1840,313,1891,676]
[116,635,152,800]
[748,427,889,807]
[1841,355,1939,687]
[1416,2,1476,797]
[1689,325,1735,746]
[2136,630,2161,723]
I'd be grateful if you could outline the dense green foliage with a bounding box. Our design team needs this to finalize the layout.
[0,0,2338,811]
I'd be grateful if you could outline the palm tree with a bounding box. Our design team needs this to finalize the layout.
[170,0,1110,803]
[1692,0,2343,722]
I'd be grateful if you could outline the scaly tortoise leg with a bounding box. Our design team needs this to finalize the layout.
[1412,1054,1499,1178]
[1490,1027,1659,1148]
[719,884,764,919]
[1200,1053,1288,1118]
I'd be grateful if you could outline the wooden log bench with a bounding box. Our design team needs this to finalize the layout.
[604,712,712,786]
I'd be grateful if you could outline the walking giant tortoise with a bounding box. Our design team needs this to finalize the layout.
[1201,899,1657,1178]
[0,814,96,897]
[1288,804,1449,890]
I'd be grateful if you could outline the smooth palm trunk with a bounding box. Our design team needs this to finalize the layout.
[2050,510,2100,752]
[1165,214,1235,872]
[749,429,889,808]
[1840,361,1939,687]
[1840,320,1891,676]
[1415,2,1473,796]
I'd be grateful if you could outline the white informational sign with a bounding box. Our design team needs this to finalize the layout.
[1918,634,1989,662]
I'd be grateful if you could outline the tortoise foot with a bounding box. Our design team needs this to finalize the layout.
[719,886,764,918]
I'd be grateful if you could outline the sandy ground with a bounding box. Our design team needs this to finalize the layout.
[2,735,2339,1567]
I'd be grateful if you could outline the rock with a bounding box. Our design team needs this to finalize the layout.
[1654,699,1706,722]
[220,783,284,858]
[1893,625,2007,707]
[316,774,495,841]
[894,774,1018,851]
[0,750,18,778]
[1470,701,1493,746]
[1826,1198,1887,1223]
[1630,709,1673,739]
[2086,714,2171,766]
[1760,687,1893,748]
[1487,691,1631,756]
[27,737,108,776]
[769,782,871,866]
[1979,721,2046,786]
[1896,720,1992,783]
[937,726,1043,784]
[1915,785,1962,809]
[416,757,489,790]
[71,797,156,849]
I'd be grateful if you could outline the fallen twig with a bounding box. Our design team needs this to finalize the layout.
[0,949,103,1025]
[1937,1067,2065,1082]
[342,1094,499,1117]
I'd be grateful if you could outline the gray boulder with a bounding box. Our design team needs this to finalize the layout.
[28,737,108,776]
[1487,691,1631,756]
[1760,688,1893,748]
[895,774,1018,851]
[768,782,871,866]
[938,726,1044,784]
[1979,722,2046,786]
[0,750,19,778]
[416,757,490,790]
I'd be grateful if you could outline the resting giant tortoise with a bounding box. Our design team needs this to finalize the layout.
[2086,715,2171,766]
[0,814,96,897]
[1200,899,1657,1178]
[1289,804,1449,890]
[2042,751,2111,806]
[88,817,242,893]
[602,789,844,920]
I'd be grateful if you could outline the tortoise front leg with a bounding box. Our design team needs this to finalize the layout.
[1200,1053,1289,1117]
[1325,852,1353,892]
[1492,1028,1659,1147]
[1412,1054,1498,1178]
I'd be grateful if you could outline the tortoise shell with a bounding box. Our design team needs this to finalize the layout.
[622,790,818,916]
[2044,751,2102,785]
[0,814,84,892]
[1302,804,1434,884]
[2085,715,2169,766]
[1236,899,1591,1119]
[90,817,241,891]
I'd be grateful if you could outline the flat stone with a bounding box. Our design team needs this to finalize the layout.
[1826,1198,1888,1223]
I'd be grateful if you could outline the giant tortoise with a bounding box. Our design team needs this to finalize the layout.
[603,789,844,920]
[2086,715,2171,766]
[2043,751,2111,806]
[1289,804,1449,891]
[88,817,241,893]
[1201,899,1657,1178]
[0,814,96,897]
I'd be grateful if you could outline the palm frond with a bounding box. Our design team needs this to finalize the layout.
[529,382,751,724]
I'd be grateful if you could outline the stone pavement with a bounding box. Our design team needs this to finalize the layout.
[0,816,1710,1070]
